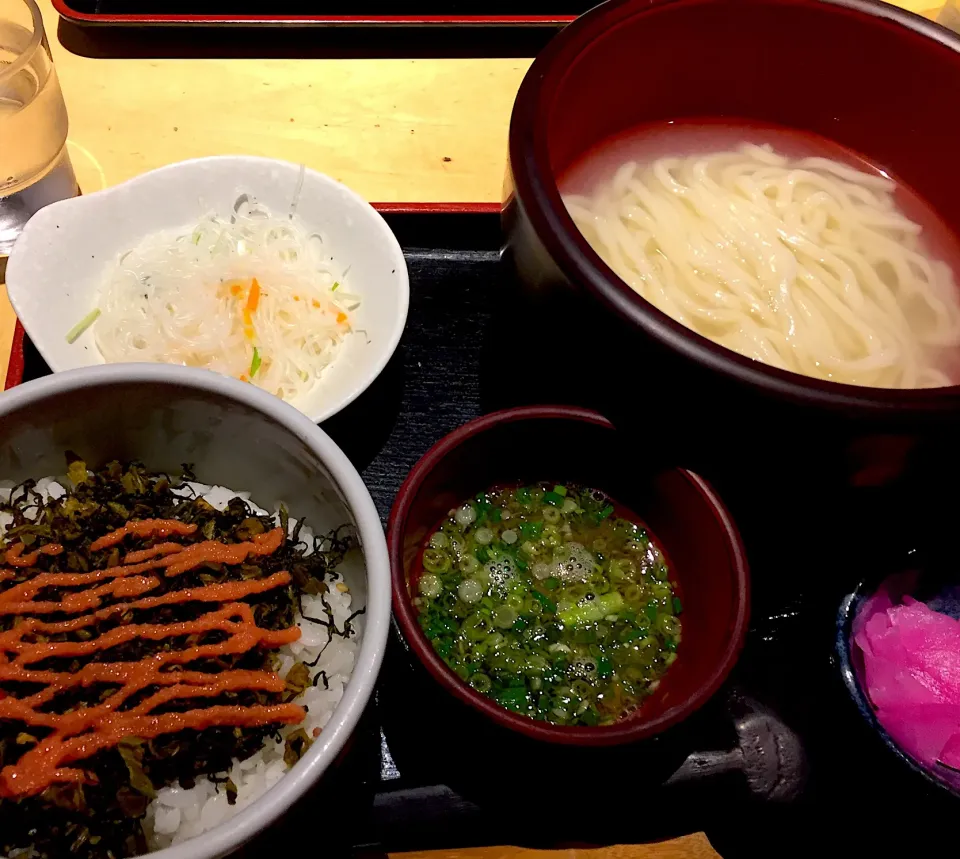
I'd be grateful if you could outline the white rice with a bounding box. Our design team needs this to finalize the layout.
[0,476,361,851]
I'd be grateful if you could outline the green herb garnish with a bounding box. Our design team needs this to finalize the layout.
[414,482,679,728]
[65,309,101,344]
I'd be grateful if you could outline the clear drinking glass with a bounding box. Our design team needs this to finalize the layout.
[0,0,77,255]
[939,0,960,34]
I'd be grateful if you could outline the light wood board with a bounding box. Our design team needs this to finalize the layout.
[0,278,14,388]
[390,834,722,859]
[44,0,941,205]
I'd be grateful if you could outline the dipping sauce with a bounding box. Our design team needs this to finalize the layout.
[415,483,681,726]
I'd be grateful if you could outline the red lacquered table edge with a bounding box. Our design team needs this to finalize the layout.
[52,1,577,27]
[2,201,499,391]
[5,321,25,391]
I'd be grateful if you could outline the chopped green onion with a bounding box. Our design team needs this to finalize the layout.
[418,574,442,598]
[519,521,544,540]
[579,706,600,726]
[531,590,557,614]
[422,549,451,573]
[65,309,101,344]
[470,673,493,694]
[331,281,340,291]
[659,614,681,636]
[474,500,491,523]
[559,591,625,627]
[191,230,202,245]
[497,686,528,708]
[250,347,262,377]
[417,483,680,728]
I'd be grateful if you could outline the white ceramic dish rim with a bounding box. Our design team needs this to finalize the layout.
[5,156,410,425]
[0,362,391,859]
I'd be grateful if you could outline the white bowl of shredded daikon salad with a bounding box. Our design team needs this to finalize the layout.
[5,156,409,423]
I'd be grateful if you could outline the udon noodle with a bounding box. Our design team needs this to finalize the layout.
[564,143,960,388]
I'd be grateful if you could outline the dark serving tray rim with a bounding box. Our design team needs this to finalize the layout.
[3,202,499,393]
[53,0,578,26]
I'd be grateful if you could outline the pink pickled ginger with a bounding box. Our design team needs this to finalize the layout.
[855,586,960,781]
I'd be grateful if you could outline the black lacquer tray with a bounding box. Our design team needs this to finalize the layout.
[19,210,956,857]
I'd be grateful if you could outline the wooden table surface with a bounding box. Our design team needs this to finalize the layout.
[44,3,531,205]
[45,0,942,205]
[388,835,722,859]
[0,2,949,851]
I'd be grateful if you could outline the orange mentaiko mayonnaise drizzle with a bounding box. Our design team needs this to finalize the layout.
[0,519,305,799]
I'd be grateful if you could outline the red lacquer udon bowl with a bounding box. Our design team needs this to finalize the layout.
[503,0,960,516]
[388,406,750,745]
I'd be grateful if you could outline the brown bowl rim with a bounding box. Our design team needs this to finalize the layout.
[387,405,751,746]
[507,0,960,417]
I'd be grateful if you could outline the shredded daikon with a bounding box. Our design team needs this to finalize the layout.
[93,197,360,404]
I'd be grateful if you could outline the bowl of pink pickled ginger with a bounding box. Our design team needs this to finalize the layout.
[838,571,960,797]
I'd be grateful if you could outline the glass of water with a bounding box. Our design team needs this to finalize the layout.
[0,0,77,255]
[939,0,960,34]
